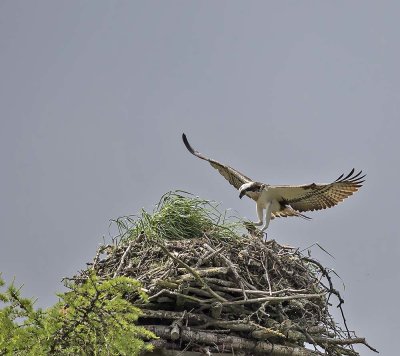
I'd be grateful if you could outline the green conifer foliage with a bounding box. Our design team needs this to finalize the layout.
[0,273,155,355]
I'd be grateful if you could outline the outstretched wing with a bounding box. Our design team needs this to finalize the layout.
[182,133,259,201]
[269,169,365,213]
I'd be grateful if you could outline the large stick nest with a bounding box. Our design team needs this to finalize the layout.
[74,192,376,355]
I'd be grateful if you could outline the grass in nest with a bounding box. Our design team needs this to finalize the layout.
[112,191,244,242]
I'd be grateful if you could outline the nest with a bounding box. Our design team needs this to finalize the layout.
[73,192,376,355]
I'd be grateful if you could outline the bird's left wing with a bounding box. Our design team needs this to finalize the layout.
[269,169,365,213]
[182,133,260,201]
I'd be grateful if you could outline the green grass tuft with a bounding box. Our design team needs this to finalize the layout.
[112,191,244,242]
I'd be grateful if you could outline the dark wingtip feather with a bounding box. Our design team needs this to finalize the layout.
[182,133,208,161]
[335,169,366,185]
[349,171,366,185]
[343,168,355,181]
[351,170,363,180]
[335,173,344,181]
[182,133,198,156]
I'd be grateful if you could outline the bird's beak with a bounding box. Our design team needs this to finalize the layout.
[239,191,245,199]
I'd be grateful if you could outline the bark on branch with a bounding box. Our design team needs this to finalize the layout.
[145,324,322,356]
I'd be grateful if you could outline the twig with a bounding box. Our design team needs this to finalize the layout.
[113,240,134,278]
[313,336,379,353]
[154,240,226,302]
[203,243,248,300]
[221,292,325,306]
[196,245,225,267]
[302,256,351,338]
[261,252,272,296]
[91,245,104,270]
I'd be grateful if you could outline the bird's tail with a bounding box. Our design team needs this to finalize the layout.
[272,205,312,220]
[295,211,312,220]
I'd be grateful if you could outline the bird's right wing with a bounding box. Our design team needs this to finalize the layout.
[182,133,259,201]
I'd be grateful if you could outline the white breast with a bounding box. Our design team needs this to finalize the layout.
[258,187,281,212]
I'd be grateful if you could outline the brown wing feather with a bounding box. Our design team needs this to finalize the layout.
[270,169,365,213]
[182,133,259,201]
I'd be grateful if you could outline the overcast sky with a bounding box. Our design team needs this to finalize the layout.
[0,1,398,354]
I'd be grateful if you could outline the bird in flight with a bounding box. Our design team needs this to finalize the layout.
[182,133,365,232]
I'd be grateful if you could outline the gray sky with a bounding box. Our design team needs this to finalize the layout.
[0,1,398,354]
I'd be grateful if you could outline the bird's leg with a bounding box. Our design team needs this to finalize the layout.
[252,204,264,226]
[260,202,272,231]
[261,201,273,241]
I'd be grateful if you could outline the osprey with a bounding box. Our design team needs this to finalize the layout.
[182,133,365,232]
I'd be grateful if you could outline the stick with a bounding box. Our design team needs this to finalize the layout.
[113,241,134,278]
[155,240,227,302]
[313,336,379,353]
[144,325,323,356]
[203,243,248,300]
[221,293,325,306]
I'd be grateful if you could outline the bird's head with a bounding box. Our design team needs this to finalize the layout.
[239,182,264,199]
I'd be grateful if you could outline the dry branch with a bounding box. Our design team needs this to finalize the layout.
[146,325,322,356]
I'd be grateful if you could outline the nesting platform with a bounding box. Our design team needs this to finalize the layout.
[75,192,375,355]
